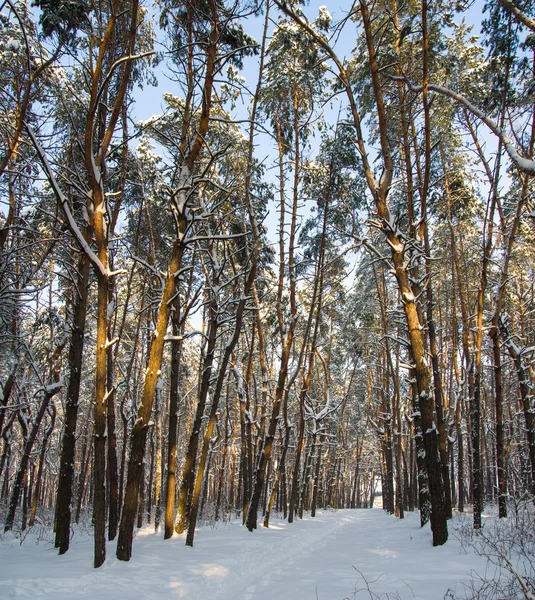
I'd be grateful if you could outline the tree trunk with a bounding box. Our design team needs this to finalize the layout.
[186,257,257,546]
[164,296,182,538]
[501,319,535,497]
[106,317,119,541]
[175,302,218,535]
[288,406,305,523]
[5,385,62,532]
[30,405,56,527]
[116,239,185,561]
[75,401,93,524]
[55,252,90,553]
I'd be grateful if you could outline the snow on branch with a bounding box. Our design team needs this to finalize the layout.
[391,77,535,176]
[498,0,535,33]
[96,52,155,117]
[185,232,248,245]
[41,380,64,397]
[25,123,109,278]
[130,253,164,285]
[105,337,120,350]
[164,330,208,342]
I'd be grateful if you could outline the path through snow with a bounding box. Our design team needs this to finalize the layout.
[0,509,487,599]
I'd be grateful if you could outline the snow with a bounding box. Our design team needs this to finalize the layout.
[424,83,535,176]
[6,38,20,52]
[43,380,64,395]
[0,509,491,599]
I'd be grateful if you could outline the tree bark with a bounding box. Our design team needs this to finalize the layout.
[164,296,182,539]
[55,252,90,553]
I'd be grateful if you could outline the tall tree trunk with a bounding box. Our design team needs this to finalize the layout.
[185,255,257,546]
[55,253,90,553]
[215,385,231,522]
[92,265,109,568]
[164,294,182,538]
[288,405,305,523]
[175,300,218,535]
[116,0,218,552]
[106,282,119,541]
[117,239,185,561]
[311,433,326,517]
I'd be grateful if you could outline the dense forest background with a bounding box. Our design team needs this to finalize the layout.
[1,0,535,570]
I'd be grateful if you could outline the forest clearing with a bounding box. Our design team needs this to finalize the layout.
[1,0,535,597]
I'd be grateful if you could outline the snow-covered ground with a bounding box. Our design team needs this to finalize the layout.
[0,509,491,599]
